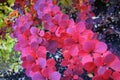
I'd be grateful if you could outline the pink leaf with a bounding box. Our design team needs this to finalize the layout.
[39,30,44,37]
[37,58,46,68]
[55,27,61,37]
[73,75,79,79]
[47,40,58,54]
[109,57,120,71]
[30,41,39,50]
[95,42,107,53]
[21,47,32,57]
[32,72,45,80]
[76,21,86,33]
[83,41,95,52]
[97,66,107,75]
[82,54,93,64]
[38,37,43,44]
[30,26,38,35]
[50,71,61,80]
[66,27,75,34]
[104,53,115,65]
[69,45,79,57]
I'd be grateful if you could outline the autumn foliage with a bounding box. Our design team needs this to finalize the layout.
[11,0,120,80]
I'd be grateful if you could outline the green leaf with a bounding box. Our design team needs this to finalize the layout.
[0,33,21,73]
[60,0,72,6]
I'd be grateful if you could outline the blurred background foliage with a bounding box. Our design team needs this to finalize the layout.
[0,33,21,73]
[0,0,14,27]
[0,0,21,75]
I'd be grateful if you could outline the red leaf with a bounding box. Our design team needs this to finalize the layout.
[61,60,69,66]
[64,68,72,75]
[83,62,96,72]
[94,57,103,67]
[112,71,120,80]
[64,38,75,46]
[103,69,112,79]
[81,30,94,40]
[92,75,103,80]
[41,68,49,78]
[31,64,41,72]
[44,32,51,40]
[63,51,71,60]
[22,61,33,68]
[47,58,56,67]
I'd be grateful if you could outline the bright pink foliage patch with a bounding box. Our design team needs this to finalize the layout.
[12,0,120,80]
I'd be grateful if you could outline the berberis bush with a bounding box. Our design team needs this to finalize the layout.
[11,0,120,80]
